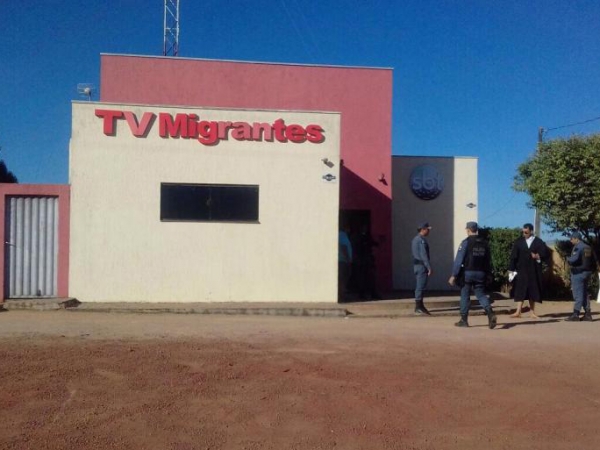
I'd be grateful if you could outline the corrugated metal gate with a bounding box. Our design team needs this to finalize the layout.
[4,196,59,298]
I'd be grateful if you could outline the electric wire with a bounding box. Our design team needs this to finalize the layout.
[279,0,316,62]
[480,192,519,223]
[543,115,600,136]
[290,0,325,60]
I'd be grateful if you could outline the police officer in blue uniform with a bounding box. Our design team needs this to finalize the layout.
[566,231,594,322]
[448,221,497,329]
[411,222,432,315]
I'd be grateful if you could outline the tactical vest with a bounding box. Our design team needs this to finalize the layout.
[464,236,490,272]
[579,245,594,271]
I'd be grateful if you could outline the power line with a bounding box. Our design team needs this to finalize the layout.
[542,114,600,138]
[279,0,315,61]
[480,192,519,223]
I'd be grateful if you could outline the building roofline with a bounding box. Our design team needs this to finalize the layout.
[100,53,394,71]
[71,100,341,115]
[392,155,479,160]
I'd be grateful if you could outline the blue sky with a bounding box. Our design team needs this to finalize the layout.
[2,1,600,236]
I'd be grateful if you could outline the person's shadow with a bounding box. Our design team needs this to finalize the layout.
[496,311,597,329]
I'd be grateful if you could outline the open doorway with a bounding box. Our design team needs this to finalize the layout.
[339,210,381,301]
[340,209,371,238]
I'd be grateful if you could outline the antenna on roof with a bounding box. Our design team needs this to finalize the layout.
[163,0,180,56]
[77,83,95,101]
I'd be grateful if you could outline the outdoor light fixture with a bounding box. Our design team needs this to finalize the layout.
[466,202,477,209]
[321,157,334,168]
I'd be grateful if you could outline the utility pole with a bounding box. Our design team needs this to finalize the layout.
[533,127,544,236]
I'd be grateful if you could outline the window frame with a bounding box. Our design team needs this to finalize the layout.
[160,182,260,224]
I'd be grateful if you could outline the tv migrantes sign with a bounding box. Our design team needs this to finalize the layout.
[94,109,325,146]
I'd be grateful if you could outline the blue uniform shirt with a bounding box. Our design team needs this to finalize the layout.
[411,234,431,270]
[451,237,469,277]
[567,241,593,271]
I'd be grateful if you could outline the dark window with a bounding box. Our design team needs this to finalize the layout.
[160,183,259,222]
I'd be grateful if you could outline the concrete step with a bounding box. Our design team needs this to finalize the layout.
[2,298,80,311]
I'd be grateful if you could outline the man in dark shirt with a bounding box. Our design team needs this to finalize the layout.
[448,221,496,329]
[411,222,432,315]
[566,231,595,322]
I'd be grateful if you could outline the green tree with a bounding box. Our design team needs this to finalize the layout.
[479,227,521,290]
[513,133,600,261]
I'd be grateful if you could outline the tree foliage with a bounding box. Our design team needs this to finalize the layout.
[0,160,18,183]
[513,133,600,263]
[479,227,521,290]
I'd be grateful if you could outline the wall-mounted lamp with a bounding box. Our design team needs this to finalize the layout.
[466,202,477,209]
[321,157,334,168]
[378,173,388,185]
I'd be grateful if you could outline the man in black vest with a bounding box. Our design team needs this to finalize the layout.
[448,221,496,328]
[566,231,594,322]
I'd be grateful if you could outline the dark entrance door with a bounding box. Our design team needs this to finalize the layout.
[339,209,371,238]
[339,210,380,300]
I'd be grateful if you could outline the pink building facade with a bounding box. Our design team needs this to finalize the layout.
[100,54,394,290]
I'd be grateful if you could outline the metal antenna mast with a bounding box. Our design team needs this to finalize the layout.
[163,0,180,56]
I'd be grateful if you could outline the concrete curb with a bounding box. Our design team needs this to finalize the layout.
[0,297,581,319]
[1,298,77,311]
[72,305,349,318]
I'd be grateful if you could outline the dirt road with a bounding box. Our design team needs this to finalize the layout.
[0,310,598,449]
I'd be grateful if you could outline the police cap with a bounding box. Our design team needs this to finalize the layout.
[466,221,478,232]
[417,222,432,231]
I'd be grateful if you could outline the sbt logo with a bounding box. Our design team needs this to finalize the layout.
[409,165,444,200]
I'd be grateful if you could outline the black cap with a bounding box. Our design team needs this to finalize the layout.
[466,221,478,232]
[417,222,432,231]
[570,231,582,240]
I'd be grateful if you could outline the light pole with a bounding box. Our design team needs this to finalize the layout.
[534,127,544,236]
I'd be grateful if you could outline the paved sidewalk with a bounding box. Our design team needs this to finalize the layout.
[1,293,587,319]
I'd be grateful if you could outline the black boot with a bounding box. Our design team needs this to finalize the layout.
[414,300,431,316]
[565,311,580,322]
[485,306,497,329]
[455,314,469,327]
[582,309,593,322]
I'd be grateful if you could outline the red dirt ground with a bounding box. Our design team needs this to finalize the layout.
[0,310,599,449]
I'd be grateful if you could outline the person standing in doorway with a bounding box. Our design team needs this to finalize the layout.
[338,226,353,302]
[411,222,432,315]
[448,222,496,328]
[565,231,594,322]
[508,223,549,318]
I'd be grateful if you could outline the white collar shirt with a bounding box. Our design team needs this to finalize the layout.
[525,235,535,248]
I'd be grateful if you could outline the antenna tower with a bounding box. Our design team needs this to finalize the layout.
[163,0,180,56]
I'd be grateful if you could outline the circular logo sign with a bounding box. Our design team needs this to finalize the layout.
[409,165,444,200]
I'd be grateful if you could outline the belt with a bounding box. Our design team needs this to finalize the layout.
[413,259,424,265]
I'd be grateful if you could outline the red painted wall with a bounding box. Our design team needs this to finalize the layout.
[0,184,70,301]
[100,54,393,290]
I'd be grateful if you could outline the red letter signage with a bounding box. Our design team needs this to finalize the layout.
[95,109,325,146]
